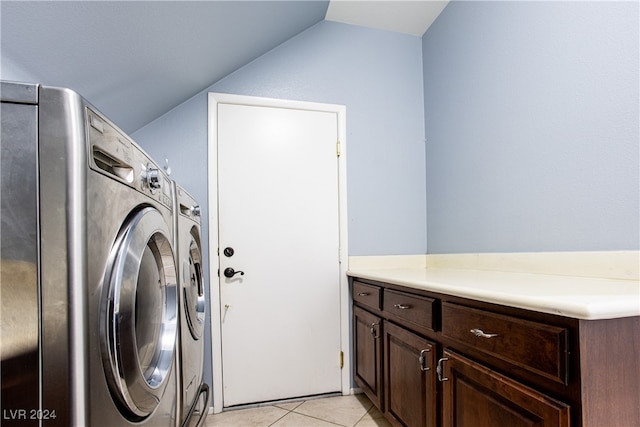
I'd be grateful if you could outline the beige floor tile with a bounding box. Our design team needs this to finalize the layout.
[354,416,392,427]
[365,405,385,420]
[293,395,373,427]
[206,406,288,427]
[271,411,340,427]
[273,401,304,411]
[354,405,391,427]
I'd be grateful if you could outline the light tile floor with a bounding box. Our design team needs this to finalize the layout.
[206,394,391,427]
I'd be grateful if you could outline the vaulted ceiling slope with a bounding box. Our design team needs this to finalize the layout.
[0,1,329,134]
[1,1,448,135]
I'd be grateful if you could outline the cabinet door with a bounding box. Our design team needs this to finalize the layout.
[384,321,436,427]
[441,350,570,427]
[353,306,383,409]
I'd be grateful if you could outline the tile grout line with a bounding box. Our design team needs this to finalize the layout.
[268,406,348,427]
[267,406,291,427]
[293,413,347,427]
[209,395,379,427]
[267,401,304,427]
[287,405,372,427]
[352,401,376,427]
[352,411,368,427]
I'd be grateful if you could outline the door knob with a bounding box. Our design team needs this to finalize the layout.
[223,267,244,278]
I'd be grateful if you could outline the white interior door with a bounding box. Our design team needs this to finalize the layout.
[216,101,343,407]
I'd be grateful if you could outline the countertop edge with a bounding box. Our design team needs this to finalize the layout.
[347,268,640,320]
[349,251,639,281]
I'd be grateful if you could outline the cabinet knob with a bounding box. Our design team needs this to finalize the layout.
[470,328,498,339]
[394,303,410,310]
[358,292,369,296]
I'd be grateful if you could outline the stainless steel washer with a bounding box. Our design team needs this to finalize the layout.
[172,183,208,426]
[1,81,178,426]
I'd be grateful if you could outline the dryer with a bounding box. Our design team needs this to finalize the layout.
[1,81,178,426]
[172,183,209,426]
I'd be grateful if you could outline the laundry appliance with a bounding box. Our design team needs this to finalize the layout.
[172,183,209,427]
[1,81,179,426]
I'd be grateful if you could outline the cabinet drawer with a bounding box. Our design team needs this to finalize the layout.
[383,289,435,332]
[353,281,382,311]
[441,303,568,384]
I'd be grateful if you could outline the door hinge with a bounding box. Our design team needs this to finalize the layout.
[336,140,341,157]
[339,351,344,369]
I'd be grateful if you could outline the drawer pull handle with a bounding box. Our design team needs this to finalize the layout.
[370,322,380,339]
[437,357,449,381]
[419,349,431,372]
[357,292,369,296]
[394,303,410,310]
[470,328,498,338]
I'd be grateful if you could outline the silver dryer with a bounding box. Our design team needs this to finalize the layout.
[1,81,179,426]
[172,183,209,427]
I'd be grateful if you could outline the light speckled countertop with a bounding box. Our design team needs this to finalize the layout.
[347,267,640,320]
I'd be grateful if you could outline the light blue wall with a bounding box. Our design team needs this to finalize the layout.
[1,55,41,83]
[133,19,426,396]
[136,20,427,256]
[422,1,640,253]
[211,20,427,256]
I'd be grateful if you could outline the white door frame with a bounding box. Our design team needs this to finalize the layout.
[207,92,349,414]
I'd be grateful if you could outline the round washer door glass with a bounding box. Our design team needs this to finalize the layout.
[101,207,178,421]
[183,227,205,339]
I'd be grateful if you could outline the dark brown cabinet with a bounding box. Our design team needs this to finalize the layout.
[440,350,570,427]
[383,289,435,336]
[384,321,437,427]
[351,277,640,427]
[353,305,383,409]
[441,303,568,385]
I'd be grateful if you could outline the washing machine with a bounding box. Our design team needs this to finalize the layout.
[1,81,179,426]
[172,182,209,427]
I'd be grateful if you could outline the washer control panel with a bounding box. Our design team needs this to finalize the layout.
[87,107,172,209]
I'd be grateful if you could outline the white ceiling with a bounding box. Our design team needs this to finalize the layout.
[1,1,448,134]
[326,0,448,36]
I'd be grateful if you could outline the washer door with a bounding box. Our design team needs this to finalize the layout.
[101,207,178,420]
[183,226,205,340]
